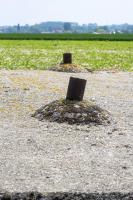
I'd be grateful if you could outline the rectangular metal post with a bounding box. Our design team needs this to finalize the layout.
[66,77,87,101]
[63,53,72,64]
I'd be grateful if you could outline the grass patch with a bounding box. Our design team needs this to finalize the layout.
[0,40,132,71]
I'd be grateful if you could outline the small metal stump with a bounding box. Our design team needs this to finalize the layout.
[66,77,87,101]
[63,53,72,64]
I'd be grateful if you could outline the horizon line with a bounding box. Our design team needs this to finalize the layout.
[0,21,133,27]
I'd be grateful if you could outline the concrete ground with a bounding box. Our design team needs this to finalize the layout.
[0,70,133,193]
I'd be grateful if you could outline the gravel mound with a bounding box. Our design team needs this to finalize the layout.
[49,64,90,73]
[32,99,111,125]
[1,192,133,200]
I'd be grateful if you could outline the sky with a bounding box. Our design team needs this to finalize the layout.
[0,0,133,26]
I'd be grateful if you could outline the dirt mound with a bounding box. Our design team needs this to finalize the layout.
[32,99,111,125]
[49,64,92,73]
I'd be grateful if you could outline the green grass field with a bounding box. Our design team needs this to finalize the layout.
[0,40,133,71]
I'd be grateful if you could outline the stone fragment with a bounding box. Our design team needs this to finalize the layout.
[64,112,75,119]
[74,104,80,109]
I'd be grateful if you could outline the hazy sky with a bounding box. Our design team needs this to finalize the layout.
[0,0,133,26]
